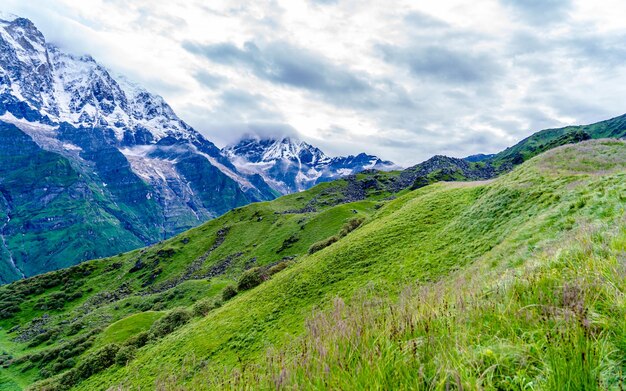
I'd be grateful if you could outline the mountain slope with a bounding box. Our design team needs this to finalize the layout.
[400,113,626,191]
[0,15,279,283]
[1,140,625,389]
[479,113,626,168]
[224,136,398,194]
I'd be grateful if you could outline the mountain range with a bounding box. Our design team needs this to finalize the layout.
[2,12,626,286]
[223,136,397,194]
[2,12,626,391]
[0,14,395,283]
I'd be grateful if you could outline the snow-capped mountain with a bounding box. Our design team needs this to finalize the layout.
[0,14,277,283]
[224,136,398,194]
[0,14,194,141]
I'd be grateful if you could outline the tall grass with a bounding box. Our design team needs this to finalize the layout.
[151,220,626,390]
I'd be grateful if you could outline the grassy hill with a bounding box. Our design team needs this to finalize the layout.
[490,113,626,167]
[2,140,626,390]
[401,113,626,191]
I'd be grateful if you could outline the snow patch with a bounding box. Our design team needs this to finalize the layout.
[0,111,57,132]
[194,147,254,190]
[62,143,82,152]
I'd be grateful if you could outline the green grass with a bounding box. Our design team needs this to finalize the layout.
[491,113,626,167]
[0,172,390,390]
[96,312,164,347]
[208,221,625,390]
[78,140,626,389]
[3,140,626,390]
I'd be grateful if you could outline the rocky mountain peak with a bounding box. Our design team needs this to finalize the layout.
[224,134,397,194]
[0,15,56,115]
[0,16,200,145]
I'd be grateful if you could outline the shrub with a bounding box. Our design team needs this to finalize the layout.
[58,368,79,388]
[73,343,119,382]
[308,236,339,254]
[277,234,299,253]
[66,321,84,336]
[64,358,76,369]
[0,303,19,319]
[193,298,223,317]
[339,217,365,237]
[149,308,191,339]
[28,329,59,348]
[410,175,431,190]
[222,285,238,301]
[115,345,137,366]
[125,331,149,349]
[267,261,290,277]
[38,368,51,380]
[59,349,72,359]
[51,358,75,374]
[51,361,64,374]
[308,218,365,255]
[237,267,266,291]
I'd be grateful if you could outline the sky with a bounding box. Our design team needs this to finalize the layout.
[4,0,626,166]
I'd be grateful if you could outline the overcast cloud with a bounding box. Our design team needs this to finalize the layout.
[4,0,626,166]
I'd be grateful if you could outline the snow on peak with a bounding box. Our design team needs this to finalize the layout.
[224,136,330,165]
[223,134,397,195]
[263,137,306,160]
[0,16,198,144]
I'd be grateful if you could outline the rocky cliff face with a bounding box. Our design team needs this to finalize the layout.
[0,14,278,283]
[224,136,398,194]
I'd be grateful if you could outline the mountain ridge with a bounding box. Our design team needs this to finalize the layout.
[224,135,398,194]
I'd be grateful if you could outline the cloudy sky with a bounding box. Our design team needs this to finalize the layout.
[4,0,626,166]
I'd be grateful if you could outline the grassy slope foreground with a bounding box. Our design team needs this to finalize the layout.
[2,140,626,389]
[0,171,399,390]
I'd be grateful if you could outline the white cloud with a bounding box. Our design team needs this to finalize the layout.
[4,0,626,166]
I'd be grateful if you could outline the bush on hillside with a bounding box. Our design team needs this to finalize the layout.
[193,298,223,317]
[28,329,60,348]
[267,260,291,277]
[66,321,84,336]
[115,345,137,366]
[308,236,339,254]
[276,234,300,253]
[125,331,149,349]
[308,217,367,256]
[73,343,119,381]
[0,302,19,319]
[339,217,365,237]
[149,308,191,339]
[410,175,432,190]
[237,267,266,291]
[222,285,238,301]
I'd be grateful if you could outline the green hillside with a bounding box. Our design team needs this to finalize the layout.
[400,113,626,192]
[2,140,626,390]
[491,113,626,166]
